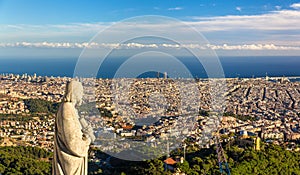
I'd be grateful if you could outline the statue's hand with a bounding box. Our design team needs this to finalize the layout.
[82,133,89,141]
[88,133,96,143]
[82,127,96,143]
[82,132,96,143]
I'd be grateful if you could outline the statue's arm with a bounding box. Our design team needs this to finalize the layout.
[79,117,96,143]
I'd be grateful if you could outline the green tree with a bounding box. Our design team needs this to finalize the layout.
[176,160,190,174]
[24,98,59,114]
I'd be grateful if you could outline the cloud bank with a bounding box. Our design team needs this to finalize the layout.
[0,5,299,56]
[190,9,300,31]
[290,3,300,9]
[1,42,299,51]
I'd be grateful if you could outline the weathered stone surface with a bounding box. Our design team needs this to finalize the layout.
[53,81,93,175]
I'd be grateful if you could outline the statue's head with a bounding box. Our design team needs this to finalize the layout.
[64,80,84,106]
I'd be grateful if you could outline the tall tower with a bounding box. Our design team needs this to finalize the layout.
[265,72,269,81]
[166,138,170,158]
[216,135,231,175]
[164,72,167,79]
[254,137,261,151]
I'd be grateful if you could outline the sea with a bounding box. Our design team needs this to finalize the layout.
[0,56,299,79]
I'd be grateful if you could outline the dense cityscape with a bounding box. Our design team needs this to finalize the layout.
[0,73,300,174]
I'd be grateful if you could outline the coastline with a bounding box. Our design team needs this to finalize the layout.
[0,56,300,78]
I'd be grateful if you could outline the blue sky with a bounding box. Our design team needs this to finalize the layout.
[0,0,298,24]
[0,0,300,57]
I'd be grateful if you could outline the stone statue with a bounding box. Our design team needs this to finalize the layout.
[53,80,95,175]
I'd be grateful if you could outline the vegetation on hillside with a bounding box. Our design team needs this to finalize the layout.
[24,99,59,114]
[0,146,52,175]
[0,140,300,174]
[89,140,300,175]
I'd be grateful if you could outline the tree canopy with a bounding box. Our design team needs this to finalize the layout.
[24,99,59,114]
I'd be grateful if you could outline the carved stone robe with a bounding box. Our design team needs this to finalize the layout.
[52,102,91,175]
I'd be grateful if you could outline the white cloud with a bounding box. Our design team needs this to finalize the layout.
[236,7,242,12]
[206,43,300,50]
[190,10,300,31]
[0,42,90,49]
[290,3,300,9]
[168,7,183,11]
[1,9,299,33]
[275,6,281,10]
[1,42,299,51]
[0,7,299,51]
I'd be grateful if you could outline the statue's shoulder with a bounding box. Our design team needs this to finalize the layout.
[59,102,77,119]
[61,102,74,109]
